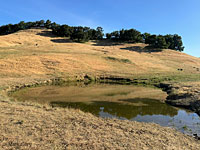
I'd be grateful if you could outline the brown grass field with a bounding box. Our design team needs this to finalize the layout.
[0,28,199,88]
[0,29,200,149]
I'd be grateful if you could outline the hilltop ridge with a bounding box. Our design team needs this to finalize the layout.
[0,20,184,51]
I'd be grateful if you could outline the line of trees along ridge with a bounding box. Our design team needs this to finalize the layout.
[0,20,184,51]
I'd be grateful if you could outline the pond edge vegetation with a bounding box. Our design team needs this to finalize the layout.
[4,73,200,118]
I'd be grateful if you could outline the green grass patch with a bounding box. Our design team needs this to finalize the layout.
[120,59,132,63]
[104,91,130,97]
[106,56,132,63]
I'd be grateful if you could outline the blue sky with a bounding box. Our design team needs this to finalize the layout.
[0,0,199,57]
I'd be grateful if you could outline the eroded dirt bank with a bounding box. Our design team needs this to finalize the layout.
[160,82,200,115]
[0,95,200,150]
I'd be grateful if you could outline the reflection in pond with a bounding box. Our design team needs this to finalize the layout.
[50,98,178,119]
[50,99,200,136]
[11,84,200,136]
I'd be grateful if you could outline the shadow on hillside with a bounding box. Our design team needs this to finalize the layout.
[120,46,162,53]
[92,40,124,46]
[36,30,57,38]
[51,39,72,43]
[36,30,73,43]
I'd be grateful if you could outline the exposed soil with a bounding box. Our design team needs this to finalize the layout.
[160,82,200,115]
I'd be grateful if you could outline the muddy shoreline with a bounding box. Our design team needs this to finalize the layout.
[159,82,200,116]
[4,76,200,117]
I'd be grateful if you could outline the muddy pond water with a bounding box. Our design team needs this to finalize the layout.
[11,84,200,136]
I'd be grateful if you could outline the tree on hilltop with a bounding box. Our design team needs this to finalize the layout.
[45,20,52,29]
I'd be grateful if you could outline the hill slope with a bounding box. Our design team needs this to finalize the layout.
[0,28,199,87]
[0,29,200,149]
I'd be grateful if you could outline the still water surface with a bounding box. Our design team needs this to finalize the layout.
[12,84,200,136]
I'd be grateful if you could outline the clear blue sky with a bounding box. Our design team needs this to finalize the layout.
[0,0,199,57]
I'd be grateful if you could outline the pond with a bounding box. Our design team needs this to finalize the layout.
[11,83,200,136]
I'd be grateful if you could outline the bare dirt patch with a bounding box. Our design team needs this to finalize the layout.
[161,82,200,115]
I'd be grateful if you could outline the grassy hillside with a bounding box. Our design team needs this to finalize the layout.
[0,28,200,149]
[0,28,199,88]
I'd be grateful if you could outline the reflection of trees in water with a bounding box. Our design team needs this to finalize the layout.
[101,99,178,119]
[50,98,178,120]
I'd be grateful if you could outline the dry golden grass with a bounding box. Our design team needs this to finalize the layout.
[168,81,200,96]
[0,98,199,150]
[0,29,200,149]
[0,28,199,88]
